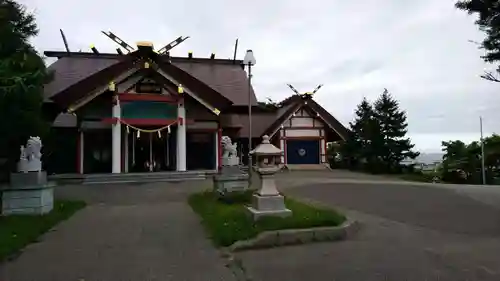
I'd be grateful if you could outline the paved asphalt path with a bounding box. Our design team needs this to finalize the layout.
[2,170,500,281]
[0,182,236,281]
[236,171,500,281]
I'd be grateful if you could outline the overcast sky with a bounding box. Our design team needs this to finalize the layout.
[20,0,500,152]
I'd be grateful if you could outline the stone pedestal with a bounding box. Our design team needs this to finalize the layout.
[1,171,55,216]
[17,158,42,173]
[213,156,249,195]
[222,156,239,167]
[246,169,291,220]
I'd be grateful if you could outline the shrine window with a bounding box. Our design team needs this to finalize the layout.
[135,78,162,94]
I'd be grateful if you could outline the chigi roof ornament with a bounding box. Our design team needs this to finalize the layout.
[286,83,324,98]
[101,31,135,53]
[100,30,189,55]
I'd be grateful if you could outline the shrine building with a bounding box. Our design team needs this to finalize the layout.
[42,40,348,174]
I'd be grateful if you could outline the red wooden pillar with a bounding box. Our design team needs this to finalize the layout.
[217,127,222,171]
[76,130,83,174]
[76,131,81,174]
[323,138,328,164]
[283,138,287,165]
[282,128,287,165]
[121,130,126,172]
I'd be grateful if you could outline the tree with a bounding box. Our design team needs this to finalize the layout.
[483,134,500,170]
[373,89,419,173]
[337,90,418,174]
[456,0,500,82]
[441,140,471,178]
[441,140,468,164]
[340,97,381,170]
[441,135,500,184]
[0,0,51,173]
[326,141,342,168]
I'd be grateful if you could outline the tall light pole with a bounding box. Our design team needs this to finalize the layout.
[243,49,256,183]
[480,116,486,185]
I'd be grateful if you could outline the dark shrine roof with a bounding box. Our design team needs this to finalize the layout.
[43,51,258,107]
[43,51,348,140]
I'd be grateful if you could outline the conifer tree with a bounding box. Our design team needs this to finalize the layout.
[456,0,500,82]
[341,97,381,170]
[0,0,50,172]
[373,89,419,172]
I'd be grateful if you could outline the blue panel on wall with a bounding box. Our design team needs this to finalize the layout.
[286,140,320,164]
[121,101,177,119]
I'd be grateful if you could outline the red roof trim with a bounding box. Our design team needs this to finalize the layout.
[102,118,195,126]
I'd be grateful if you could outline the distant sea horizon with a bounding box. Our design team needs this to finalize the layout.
[415,152,444,164]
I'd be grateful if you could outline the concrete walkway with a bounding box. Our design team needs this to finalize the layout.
[0,182,236,281]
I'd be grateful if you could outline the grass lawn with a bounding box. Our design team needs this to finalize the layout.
[0,200,86,261]
[188,190,346,247]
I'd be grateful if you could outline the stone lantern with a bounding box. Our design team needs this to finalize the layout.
[246,135,292,220]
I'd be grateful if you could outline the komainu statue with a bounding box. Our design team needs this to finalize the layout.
[18,136,43,172]
[221,136,237,158]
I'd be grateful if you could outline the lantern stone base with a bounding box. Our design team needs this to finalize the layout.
[246,194,292,220]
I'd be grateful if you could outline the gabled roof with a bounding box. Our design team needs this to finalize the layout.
[235,113,278,138]
[221,94,349,139]
[307,98,350,139]
[173,61,257,106]
[44,51,258,109]
[262,95,349,140]
[50,55,137,109]
[47,50,234,111]
[44,57,118,102]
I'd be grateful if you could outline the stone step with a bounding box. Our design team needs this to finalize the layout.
[285,164,330,171]
[49,170,214,185]
[84,176,206,185]
[84,171,208,184]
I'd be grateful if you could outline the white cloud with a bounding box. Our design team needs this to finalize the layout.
[20,0,500,152]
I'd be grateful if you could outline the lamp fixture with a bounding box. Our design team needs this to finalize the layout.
[108,81,116,91]
[243,49,256,65]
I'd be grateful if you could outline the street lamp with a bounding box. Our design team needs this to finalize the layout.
[243,49,256,181]
[480,116,486,185]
